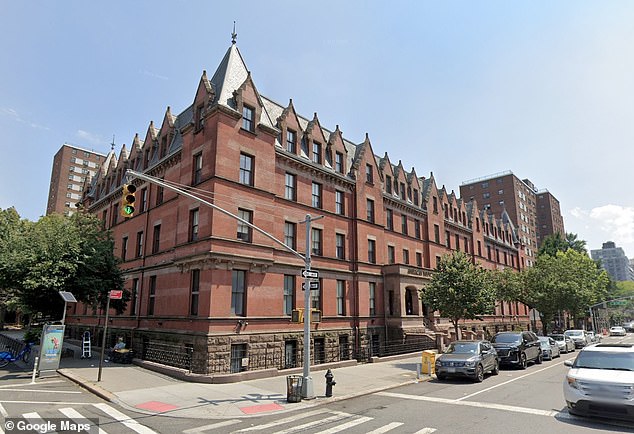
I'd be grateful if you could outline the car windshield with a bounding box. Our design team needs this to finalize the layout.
[573,351,634,371]
[446,342,479,354]
[565,330,582,336]
[550,335,564,341]
[492,334,521,344]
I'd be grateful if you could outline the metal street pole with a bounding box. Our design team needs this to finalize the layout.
[97,295,111,382]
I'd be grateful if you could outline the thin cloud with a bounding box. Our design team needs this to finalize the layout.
[139,69,169,80]
[0,107,50,130]
[76,129,107,146]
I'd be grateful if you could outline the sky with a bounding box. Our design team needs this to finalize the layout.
[1,1,633,258]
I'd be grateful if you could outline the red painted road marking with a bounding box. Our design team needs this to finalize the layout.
[135,401,179,412]
[239,402,284,414]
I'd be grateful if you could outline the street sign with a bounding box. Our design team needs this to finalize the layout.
[608,300,627,307]
[109,290,123,300]
[302,281,320,291]
[302,269,319,279]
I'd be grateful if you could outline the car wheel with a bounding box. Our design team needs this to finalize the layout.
[491,360,499,376]
[535,352,543,364]
[436,374,447,381]
[519,353,527,369]
[473,364,484,383]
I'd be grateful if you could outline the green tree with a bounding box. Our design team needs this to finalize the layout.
[538,232,587,257]
[0,207,30,328]
[0,211,127,321]
[421,251,497,339]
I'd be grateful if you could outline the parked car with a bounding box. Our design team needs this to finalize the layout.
[549,333,575,353]
[564,343,634,420]
[623,322,634,333]
[435,340,499,382]
[610,326,627,337]
[538,336,561,360]
[564,329,590,348]
[586,331,597,343]
[491,331,542,369]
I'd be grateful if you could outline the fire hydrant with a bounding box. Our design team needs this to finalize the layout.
[325,369,336,397]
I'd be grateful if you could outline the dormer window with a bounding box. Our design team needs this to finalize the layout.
[335,152,344,173]
[195,104,204,132]
[386,176,392,194]
[312,142,322,164]
[286,129,296,153]
[366,164,373,184]
[242,105,255,132]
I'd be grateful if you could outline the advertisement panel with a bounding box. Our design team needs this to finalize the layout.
[39,324,65,372]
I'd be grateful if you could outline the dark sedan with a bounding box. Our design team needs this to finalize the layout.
[435,340,499,382]
[491,331,542,369]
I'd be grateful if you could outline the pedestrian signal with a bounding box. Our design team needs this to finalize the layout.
[120,184,136,217]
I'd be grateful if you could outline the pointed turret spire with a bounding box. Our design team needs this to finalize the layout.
[232,21,237,44]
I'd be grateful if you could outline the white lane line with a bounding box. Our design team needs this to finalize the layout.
[0,388,82,394]
[0,403,8,417]
[59,407,108,434]
[456,360,568,401]
[377,392,559,417]
[235,408,330,432]
[0,380,64,389]
[365,422,404,434]
[271,412,351,434]
[313,416,373,434]
[413,429,437,434]
[0,400,90,405]
[183,420,241,433]
[93,403,158,434]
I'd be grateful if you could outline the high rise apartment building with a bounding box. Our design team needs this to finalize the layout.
[591,241,634,282]
[460,171,564,267]
[47,144,106,216]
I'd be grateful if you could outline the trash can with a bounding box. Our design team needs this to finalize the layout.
[286,375,303,403]
[421,350,435,375]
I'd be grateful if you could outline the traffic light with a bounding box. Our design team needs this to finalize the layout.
[120,184,136,218]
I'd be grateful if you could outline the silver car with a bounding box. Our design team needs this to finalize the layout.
[538,336,561,360]
[549,334,575,353]
[435,340,499,383]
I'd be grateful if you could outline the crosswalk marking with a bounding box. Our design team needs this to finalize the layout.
[313,416,373,434]
[365,422,404,433]
[235,408,330,432]
[183,419,241,433]
[0,403,8,417]
[270,412,352,434]
[93,403,158,434]
[413,429,437,434]
[59,407,108,434]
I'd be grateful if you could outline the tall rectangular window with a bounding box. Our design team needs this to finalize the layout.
[414,189,419,206]
[416,252,423,267]
[369,282,376,316]
[140,188,147,212]
[388,245,395,264]
[189,208,199,242]
[403,249,409,265]
[121,236,128,261]
[400,182,406,200]
[237,209,253,242]
[434,225,440,244]
[445,230,451,248]
[312,142,322,164]
[336,280,345,316]
[386,175,392,194]
[285,173,296,201]
[311,228,322,256]
[190,269,200,316]
[366,164,373,183]
[284,275,294,316]
[336,233,345,259]
[195,104,204,131]
[311,281,321,310]
[284,222,296,250]
[464,237,469,254]
[152,224,161,254]
[231,270,246,316]
[401,215,408,235]
[455,234,460,251]
[368,239,376,264]
[131,278,139,315]
[136,231,144,257]
[242,105,255,131]
[335,152,344,173]
[148,275,156,316]
[386,209,393,230]
[414,219,421,239]
[286,129,296,153]
[193,153,203,184]
[335,191,344,215]
[477,240,482,256]
[240,153,254,186]
[366,199,375,223]
[312,182,322,208]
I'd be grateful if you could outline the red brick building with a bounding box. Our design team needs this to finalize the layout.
[70,41,530,375]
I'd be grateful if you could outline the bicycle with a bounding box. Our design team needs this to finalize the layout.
[0,342,35,368]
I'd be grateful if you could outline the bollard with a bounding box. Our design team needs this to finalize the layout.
[325,369,336,397]
[427,359,432,377]
[417,363,421,380]
[31,356,39,384]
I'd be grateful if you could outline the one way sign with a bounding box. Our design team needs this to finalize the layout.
[302,281,320,291]
[302,269,319,279]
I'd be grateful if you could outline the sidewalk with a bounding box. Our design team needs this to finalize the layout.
[2,330,432,419]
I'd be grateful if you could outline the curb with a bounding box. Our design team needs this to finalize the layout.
[57,368,119,404]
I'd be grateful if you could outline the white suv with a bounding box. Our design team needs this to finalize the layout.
[564,344,634,420]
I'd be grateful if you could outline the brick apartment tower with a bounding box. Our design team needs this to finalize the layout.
[460,171,564,267]
[47,144,106,216]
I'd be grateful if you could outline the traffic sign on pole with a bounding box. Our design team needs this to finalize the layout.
[302,281,320,291]
[109,290,123,300]
[302,269,319,279]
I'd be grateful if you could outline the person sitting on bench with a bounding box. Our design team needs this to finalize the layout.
[105,337,126,362]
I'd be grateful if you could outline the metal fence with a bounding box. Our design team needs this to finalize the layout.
[141,342,193,372]
[0,334,23,356]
